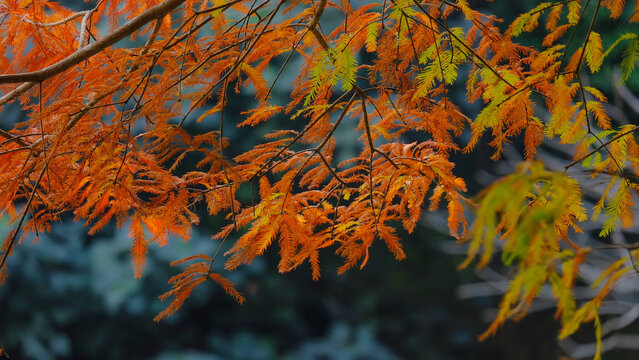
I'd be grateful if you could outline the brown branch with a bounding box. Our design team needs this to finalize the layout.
[574,72,627,180]
[358,92,377,217]
[0,146,32,156]
[0,0,185,84]
[0,164,48,275]
[0,82,36,108]
[264,29,309,100]
[219,79,238,230]
[559,0,592,70]
[0,129,28,148]
[565,125,639,170]
[307,0,330,51]
[575,0,601,74]
[308,0,328,30]
[22,11,86,27]
[591,243,639,251]
[317,150,346,186]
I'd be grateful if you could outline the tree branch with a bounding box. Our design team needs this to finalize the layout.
[0,82,36,107]
[22,11,86,28]
[0,0,185,84]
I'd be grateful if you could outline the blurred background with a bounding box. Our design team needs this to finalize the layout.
[2,0,639,359]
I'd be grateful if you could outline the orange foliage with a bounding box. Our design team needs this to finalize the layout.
[1,0,639,357]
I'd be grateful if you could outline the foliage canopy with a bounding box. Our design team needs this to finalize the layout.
[1,0,639,357]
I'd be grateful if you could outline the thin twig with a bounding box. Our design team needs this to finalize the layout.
[565,125,639,169]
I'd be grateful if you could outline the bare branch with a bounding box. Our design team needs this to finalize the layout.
[0,82,36,107]
[22,11,86,27]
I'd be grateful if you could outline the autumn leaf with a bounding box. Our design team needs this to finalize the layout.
[0,2,638,358]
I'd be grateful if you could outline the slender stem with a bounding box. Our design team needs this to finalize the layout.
[565,125,639,169]
[0,164,48,274]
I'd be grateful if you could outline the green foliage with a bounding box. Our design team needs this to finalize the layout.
[620,38,639,83]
